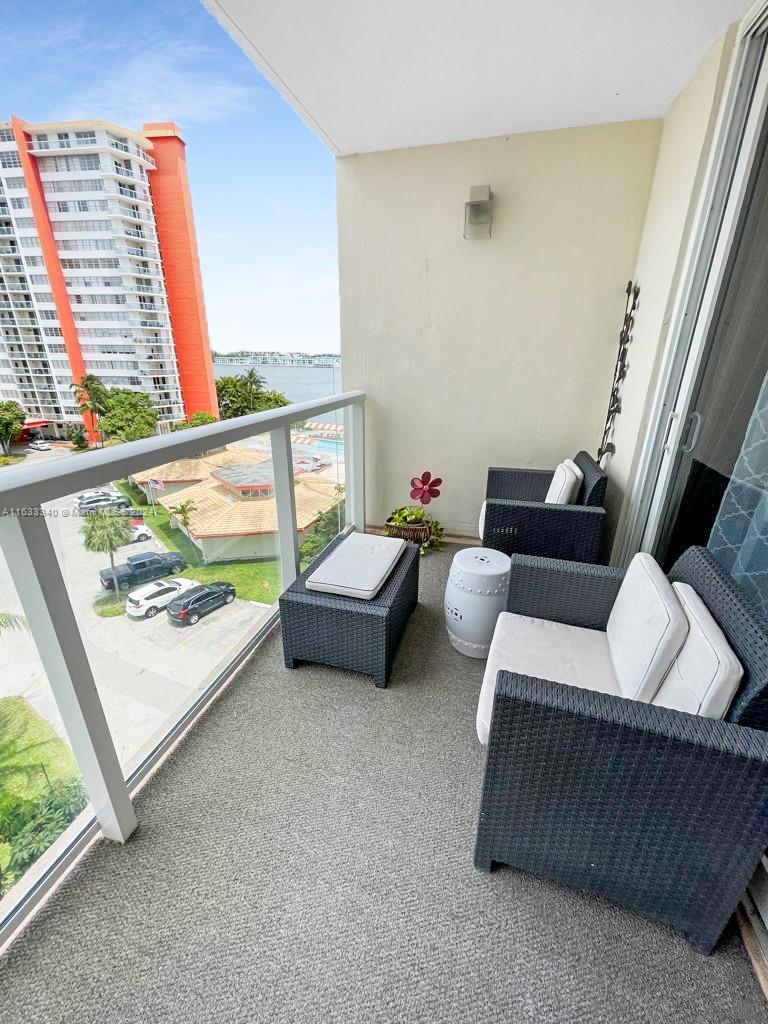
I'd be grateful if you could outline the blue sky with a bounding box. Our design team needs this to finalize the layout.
[2,0,340,354]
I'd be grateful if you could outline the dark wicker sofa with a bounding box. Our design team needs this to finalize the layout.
[474,546,768,953]
[482,451,608,563]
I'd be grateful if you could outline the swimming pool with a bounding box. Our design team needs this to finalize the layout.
[310,438,344,453]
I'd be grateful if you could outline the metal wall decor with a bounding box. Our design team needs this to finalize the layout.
[597,281,639,461]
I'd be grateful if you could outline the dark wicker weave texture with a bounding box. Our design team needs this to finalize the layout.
[474,672,768,953]
[505,554,624,629]
[279,534,419,688]
[483,451,608,563]
[475,545,768,952]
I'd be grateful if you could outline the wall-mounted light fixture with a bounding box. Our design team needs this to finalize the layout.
[463,185,493,240]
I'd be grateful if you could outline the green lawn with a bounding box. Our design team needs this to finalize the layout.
[0,455,25,468]
[93,595,127,618]
[0,697,79,809]
[184,560,283,603]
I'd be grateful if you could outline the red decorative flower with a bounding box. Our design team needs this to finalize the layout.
[410,471,442,505]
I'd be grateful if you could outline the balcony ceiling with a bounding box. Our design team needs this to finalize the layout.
[204,0,751,155]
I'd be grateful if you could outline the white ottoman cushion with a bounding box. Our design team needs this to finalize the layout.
[544,460,582,505]
[476,611,619,744]
[651,583,743,719]
[306,532,406,600]
[606,553,688,702]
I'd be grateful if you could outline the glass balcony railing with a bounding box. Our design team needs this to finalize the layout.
[0,552,90,916]
[0,390,364,944]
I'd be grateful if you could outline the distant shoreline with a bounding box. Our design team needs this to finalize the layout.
[212,353,341,368]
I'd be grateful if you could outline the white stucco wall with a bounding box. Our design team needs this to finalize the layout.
[337,120,661,533]
[196,533,279,564]
[605,29,737,553]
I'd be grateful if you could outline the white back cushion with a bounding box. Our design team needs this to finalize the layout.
[478,500,486,539]
[606,553,688,702]
[544,460,581,504]
[563,458,585,499]
[651,583,743,719]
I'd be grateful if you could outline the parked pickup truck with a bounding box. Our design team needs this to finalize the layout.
[100,551,187,592]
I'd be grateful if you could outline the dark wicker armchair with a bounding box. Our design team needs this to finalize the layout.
[482,450,608,563]
[474,547,768,953]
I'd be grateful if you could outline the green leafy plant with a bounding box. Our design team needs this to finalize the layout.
[67,423,90,451]
[215,370,290,420]
[389,505,426,526]
[1,779,87,895]
[387,505,444,554]
[300,487,345,563]
[0,401,26,456]
[99,388,158,442]
[173,411,218,431]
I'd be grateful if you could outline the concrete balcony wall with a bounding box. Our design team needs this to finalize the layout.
[337,118,661,534]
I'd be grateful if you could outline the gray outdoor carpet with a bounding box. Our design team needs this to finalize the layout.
[1,547,765,1023]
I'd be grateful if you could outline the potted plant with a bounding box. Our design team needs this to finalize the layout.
[386,472,445,554]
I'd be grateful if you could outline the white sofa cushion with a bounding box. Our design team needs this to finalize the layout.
[563,458,585,498]
[476,611,619,744]
[606,553,688,702]
[305,532,406,600]
[651,582,743,719]
[544,460,582,505]
[478,500,487,539]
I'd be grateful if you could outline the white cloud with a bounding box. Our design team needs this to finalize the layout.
[58,42,261,126]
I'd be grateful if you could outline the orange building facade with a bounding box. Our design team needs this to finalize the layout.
[143,123,218,420]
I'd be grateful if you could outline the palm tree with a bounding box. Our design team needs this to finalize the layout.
[80,511,133,594]
[169,499,197,531]
[71,374,108,447]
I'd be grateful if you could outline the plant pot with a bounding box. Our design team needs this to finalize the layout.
[385,518,432,546]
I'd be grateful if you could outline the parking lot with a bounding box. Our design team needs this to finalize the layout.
[0,449,272,769]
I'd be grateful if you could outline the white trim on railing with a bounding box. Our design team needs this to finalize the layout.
[0,389,365,949]
[270,425,301,589]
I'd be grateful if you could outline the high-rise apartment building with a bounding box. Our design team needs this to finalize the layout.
[0,116,218,438]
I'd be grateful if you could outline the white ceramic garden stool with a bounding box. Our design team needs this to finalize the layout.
[444,547,512,658]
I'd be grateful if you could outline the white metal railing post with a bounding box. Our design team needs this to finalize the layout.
[344,401,366,532]
[270,425,300,589]
[0,510,137,843]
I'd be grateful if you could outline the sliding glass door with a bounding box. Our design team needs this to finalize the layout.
[650,92,768,584]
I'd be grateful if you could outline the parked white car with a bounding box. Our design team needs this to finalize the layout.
[27,440,52,452]
[127,523,154,544]
[125,577,199,619]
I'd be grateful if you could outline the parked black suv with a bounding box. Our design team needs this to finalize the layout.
[167,582,236,626]
[100,551,187,592]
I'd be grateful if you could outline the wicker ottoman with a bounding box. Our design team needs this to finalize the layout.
[279,533,420,687]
